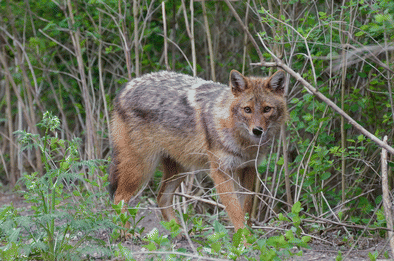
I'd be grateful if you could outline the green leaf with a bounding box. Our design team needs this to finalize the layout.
[278,213,290,222]
[211,242,221,253]
[146,228,158,240]
[161,219,181,238]
[368,250,378,261]
[320,172,331,181]
[336,250,343,261]
[144,242,156,251]
[338,211,343,220]
[285,230,294,240]
[292,202,302,214]
[302,113,313,121]
[119,213,129,224]
[277,157,284,166]
[375,14,392,23]
[301,236,311,243]
[232,229,242,247]
[293,215,301,227]
[213,220,227,234]
[60,162,69,171]
[112,200,124,215]
[127,202,140,217]
[8,228,21,243]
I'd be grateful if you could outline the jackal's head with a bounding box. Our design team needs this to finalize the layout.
[229,70,287,143]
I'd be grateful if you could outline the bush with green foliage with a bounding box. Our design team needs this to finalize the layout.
[0,112,114,260]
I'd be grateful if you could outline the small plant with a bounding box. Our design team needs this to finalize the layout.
[246,202,309,261]
[111,200,145,242]
[336,250,343,261]
[160,219,182,239]
[115,243,136,261]
[0,205,20,260]
[194,202,310,260]
[368,250,378,261]
[143,227,172,251]
[198,220,231,257]
[0,112,114,260]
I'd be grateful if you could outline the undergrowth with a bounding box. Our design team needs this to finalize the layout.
[0,112,313,260]
[0,112,115,260]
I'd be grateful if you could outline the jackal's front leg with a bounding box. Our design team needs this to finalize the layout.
[210,162,246,231]
[238,167,256,226]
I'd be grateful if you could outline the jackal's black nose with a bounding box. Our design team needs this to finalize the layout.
[252,127,263,136]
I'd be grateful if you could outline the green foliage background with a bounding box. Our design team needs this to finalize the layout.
[0,0,394,254]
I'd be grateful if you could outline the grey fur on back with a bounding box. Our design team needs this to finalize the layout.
[114,71,229,136]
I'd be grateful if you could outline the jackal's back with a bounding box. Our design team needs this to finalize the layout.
[114,71,224,136]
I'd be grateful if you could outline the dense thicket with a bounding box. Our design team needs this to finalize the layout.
[0,0,393,226]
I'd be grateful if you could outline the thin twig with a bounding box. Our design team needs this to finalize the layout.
[162,2,170,71]
[133,0,139,77]
[176,199,197,254]
[173,192,225,209]
[381,136,394,258]
[158,34,193,72]
[201,0,215,81]
[320,192,351,237]
[180,0,196,76]
[302,206,394,232]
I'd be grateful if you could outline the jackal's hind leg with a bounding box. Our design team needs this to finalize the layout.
[113,153,157,207]
[157,157,186,223]
[112,147,159,238]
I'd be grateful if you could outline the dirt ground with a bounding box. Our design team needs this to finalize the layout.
[1,191,392,261]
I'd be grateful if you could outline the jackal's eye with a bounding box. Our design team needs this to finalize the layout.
[263,106,272,113]
[244,107,252,113]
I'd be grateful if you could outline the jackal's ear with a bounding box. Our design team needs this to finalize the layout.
[267,70,285,95]
[230,70,248,95]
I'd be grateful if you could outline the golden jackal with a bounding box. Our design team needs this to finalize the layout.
[109,70,287,232]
